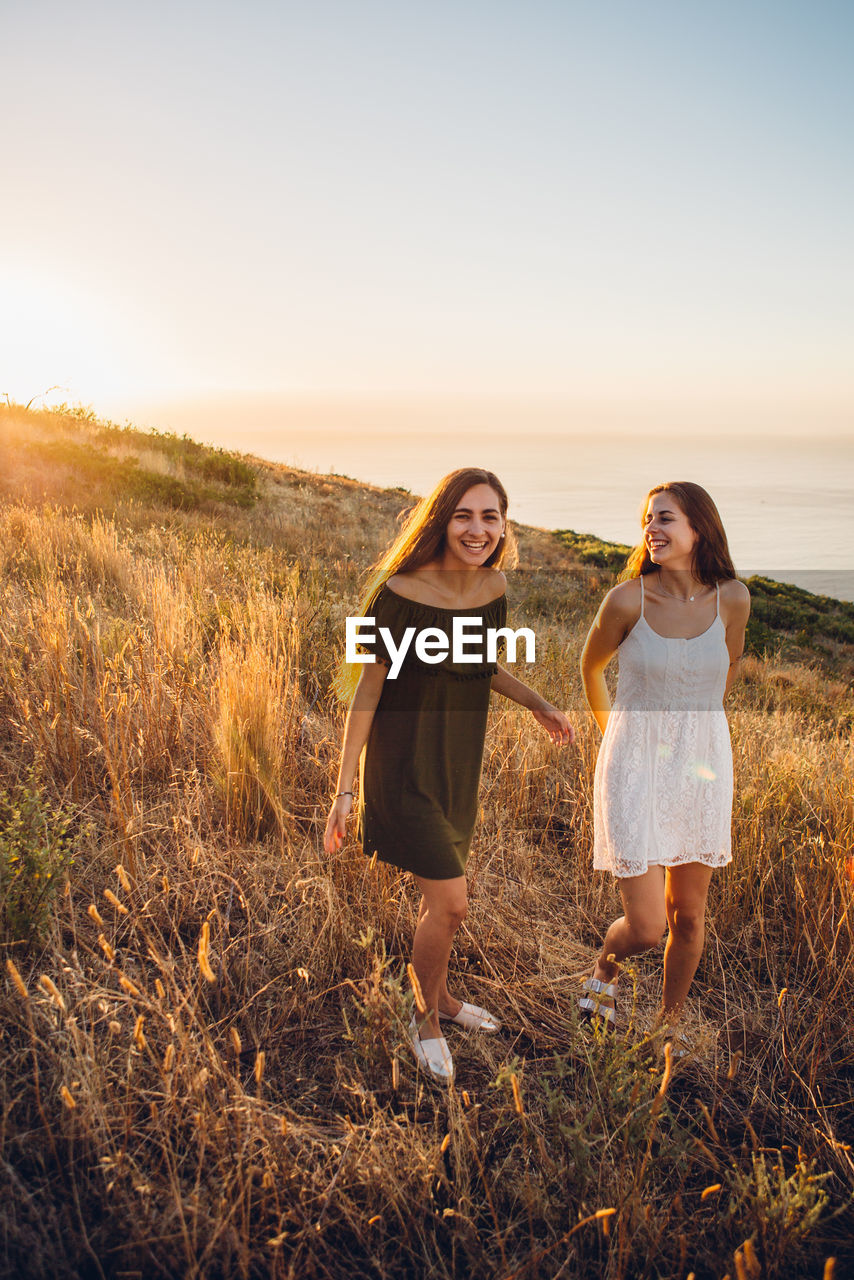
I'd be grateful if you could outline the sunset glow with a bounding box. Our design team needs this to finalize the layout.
[0,270,117,403]
[0,1,851,438]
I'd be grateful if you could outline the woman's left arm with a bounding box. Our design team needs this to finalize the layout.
[722,580,751,699]
[491,666,575,745]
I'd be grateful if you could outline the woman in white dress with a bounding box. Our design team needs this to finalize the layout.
[580,482,750,1030]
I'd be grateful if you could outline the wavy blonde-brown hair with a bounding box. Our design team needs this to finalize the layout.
[360,467,517,611]
[335,469,516,701]
[622,481,736,585]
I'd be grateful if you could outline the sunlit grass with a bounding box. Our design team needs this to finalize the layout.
[0,402,851,1277]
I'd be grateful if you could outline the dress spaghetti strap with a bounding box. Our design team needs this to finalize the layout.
[715,582,720,616]
[640,575,645,617]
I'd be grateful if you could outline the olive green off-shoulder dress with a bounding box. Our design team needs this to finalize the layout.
[358,584,507,880]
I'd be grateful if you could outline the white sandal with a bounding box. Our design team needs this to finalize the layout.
[439,1002,501,1033]
[579,977,617,1028]
[409,1015,455,1082]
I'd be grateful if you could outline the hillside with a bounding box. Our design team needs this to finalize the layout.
[555,531,854,686]
[4,403,852,684]
[0,403,851,1279]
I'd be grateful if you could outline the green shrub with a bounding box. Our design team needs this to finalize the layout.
[0,780,77,943]
[725,1151,833,1278]
[555,529,632,574]
[28,437,256,510]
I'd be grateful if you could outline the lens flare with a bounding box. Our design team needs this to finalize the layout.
[692,762,717,781]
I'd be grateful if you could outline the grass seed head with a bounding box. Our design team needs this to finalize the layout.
[595,1207,616,1239]
[406,963,427,1014]
[39,974,67,1012]
[742,1238,761,1277]
[6,959,29,1000]
[198,920,216,983]
[659,1040,673,1094]
[104,888,128,915]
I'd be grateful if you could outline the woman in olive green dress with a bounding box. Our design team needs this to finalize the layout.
[324,468,573,1082]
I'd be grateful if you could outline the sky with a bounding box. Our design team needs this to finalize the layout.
[1,0,853,438]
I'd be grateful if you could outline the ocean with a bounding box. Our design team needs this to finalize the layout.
[237,428,853,603]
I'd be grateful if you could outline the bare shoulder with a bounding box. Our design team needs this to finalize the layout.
[459,565,506,606]
[485,568,507,599]
[720,577,751,621]
[385,571,429,604]
[582,577,641,661]
[599,577,642,622]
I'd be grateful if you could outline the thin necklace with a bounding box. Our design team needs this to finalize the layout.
[656,569,701,603]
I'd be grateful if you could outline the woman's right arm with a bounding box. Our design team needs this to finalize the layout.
[324,661,388,853]
[580,584,635,735]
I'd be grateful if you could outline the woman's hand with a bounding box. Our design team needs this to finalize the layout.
[531,701,575,745]
[324,793,354,853]
[491,666,574,744]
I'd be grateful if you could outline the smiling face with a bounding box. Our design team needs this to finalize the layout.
[643,491,698,571]
[441,483,506,569]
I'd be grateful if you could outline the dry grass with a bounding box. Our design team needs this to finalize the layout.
[0,404,852,1278]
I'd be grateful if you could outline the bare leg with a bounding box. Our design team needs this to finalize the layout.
[416,894,458,1015]
[593,866,667,983]
[661,863,713,1021]
[412,875,467,1038]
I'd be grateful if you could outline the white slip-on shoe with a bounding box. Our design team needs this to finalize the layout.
[409,1015,455,1082]
[439,1002,502,1033]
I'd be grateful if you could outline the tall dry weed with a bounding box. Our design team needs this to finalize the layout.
[0,427,851,1277]
[212,593,303,840]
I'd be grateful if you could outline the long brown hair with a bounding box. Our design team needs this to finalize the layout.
[622,481,736,585]
[361,467,517,610]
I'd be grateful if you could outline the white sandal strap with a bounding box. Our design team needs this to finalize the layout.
[581,977,617,998]
[579,997,616,1024]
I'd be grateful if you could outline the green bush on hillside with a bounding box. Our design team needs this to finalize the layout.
[27,437,256,511]
[0,779,77,943]
[554,529,633,575]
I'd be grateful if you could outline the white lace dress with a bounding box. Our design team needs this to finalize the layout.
[593,579,733,877]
